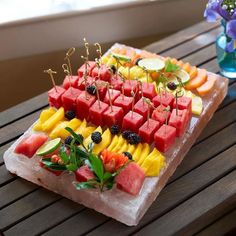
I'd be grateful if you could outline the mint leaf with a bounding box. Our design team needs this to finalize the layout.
[66,163,78,172]
[41,158,67,171]
[73,181,96,190]
[103,172,112,181]
[88,154,104,181]
[59,146,70,164]
[165,60,180,73]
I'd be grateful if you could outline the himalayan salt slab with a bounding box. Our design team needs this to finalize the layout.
[3,47,228,226]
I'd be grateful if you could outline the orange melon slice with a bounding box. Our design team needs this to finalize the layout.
[189,66,198,79]
[182,62,191,73]
[196,74,217,96]
[185,69,207,90]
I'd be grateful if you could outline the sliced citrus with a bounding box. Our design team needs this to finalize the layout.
[36,138,61,156]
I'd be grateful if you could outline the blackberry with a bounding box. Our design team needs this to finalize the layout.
[110,125,120,135]
[91,131,102,144]
[123,151,133,160]
[167,82,177,91]
[122,130,133,140]
[64,136,73,145]
[110,65,117,74]
[135,57,143,66]
[86,85,97,96]
[127,133,141,145]
[65,110,76,120]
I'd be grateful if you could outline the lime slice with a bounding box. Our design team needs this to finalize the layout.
[138,58,165,71]
[36,138,61,156]
[112,53,131,62]
[174,69,190,84]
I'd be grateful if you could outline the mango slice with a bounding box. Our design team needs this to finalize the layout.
[49,121,69,139]
[107,135,119,151]
[117,141,129,154]
[80,126,96,138]
[75,119,87,134]
[127,144,136,155]
[93,129,112,155]
[58,118,82,139]
[112,136,126,153]
[132,143,143,162]
[84,126,103,148]
[137,143,150,166]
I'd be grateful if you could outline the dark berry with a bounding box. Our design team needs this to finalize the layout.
[65,110,76,120]
[127,133,141,145]
[135,57,143,66]
[167,82,177,91]
[110,65,116,74]
[64,136,73,145]
[123,151,132,160]
[110,125,120,135]
[91,131,102,144]
[86,85,97,95]
[122,130,133,140]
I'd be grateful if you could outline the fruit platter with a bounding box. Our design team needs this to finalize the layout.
[3,41,228,226]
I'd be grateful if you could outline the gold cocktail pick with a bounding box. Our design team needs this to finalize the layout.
[94,42,102,64]
[64,47,75,79]
[62,63,71,87]
[44,69,58,92]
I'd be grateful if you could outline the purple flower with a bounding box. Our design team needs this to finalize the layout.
[226,20,236,39]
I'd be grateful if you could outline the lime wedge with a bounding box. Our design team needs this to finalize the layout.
[36,138,61,156]
[174,69,190,84]
[112,53,131,62]
[138,58,165,71]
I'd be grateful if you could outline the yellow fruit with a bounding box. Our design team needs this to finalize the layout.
[182,62,191,73]
[49,121,69,139]
[106,57,116,67]
[145,157,163,176]
[112,136,126,153]
[127,144,136,155]
[101,56,109,65]
[141,148,160,172]
[189,66,198,80]
[58,118,82,139]
[42,107,64,133]
[75,119,87,133]
[117,141,128,154]
[107,135,119,151]
[84,126,103,148]
[80,126,96,138]
[93,129,112,154]
[132,143,143,162]
[137,143,150,166]
[130,66,146,80]
[118,66,129,79]
[185,91,203,115]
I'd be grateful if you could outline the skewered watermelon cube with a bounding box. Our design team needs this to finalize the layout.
[169,109,189,137]
[134,98,153,120]
[76,76,94,90]
[122,111,144,133]
[76,91,96,120]
[123,80,139,97]
[173,96,192,118]
[110,75,123,90]
[62,75,79,89]
[103,89,121,104]
[61,87,82,111]
[14,134,48,158]
[152,92,174,108]
[96,80,107,100]
[116,162,145,196]
[75,165,95,182]
[139,119,160,144]
[77,61,96,77]
[91,64,111,82]
[141,82,157,99]
[89,101,109,126]
[154,124,176,152]
[113,95,133,114]
[48,86,66,109]
[103,105,124,127]
[152,104,171,125]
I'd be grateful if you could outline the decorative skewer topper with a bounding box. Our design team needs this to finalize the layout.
[64,47,75,79]
[106,83,113,112]
[62,63,71,87]
[143,97,151,127]
[94,43,102,65]
[44,69,58,92]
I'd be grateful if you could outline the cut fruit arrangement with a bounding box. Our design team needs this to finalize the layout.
[4,42,228,226]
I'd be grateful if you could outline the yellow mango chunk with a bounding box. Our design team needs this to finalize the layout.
[42,107,64,133]
[84,126,103,148]
[101,56,109,65]
[112,136,126,153]
[185,91,203,115]
[132,143,143,162]
[93,129,112,155]
[106,57,116,67]
[117,141,128,154]
[75,119,87,133]
[80,126,96,138]
[137,143,150,166]
[49,121,69,139]
[130,66,146,80]
[141,148,160,172]
[58,118,82,139]
[118,66,129,79]
[107,135,119,151]
[127,144,136,155]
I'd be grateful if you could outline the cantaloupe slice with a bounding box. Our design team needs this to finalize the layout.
[176,60,184,67]
[196,74,217,96]
[170,58,178,64]
[185,69,207,90]
[189,66,198,80]
[182,62,191,73]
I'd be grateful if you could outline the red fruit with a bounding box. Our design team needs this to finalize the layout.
[76,91,96,120]
[103,105,124,127]
[123,80,139,97]
[152,104,171,125]
[89,101,109,126]
[91,64,111,82]
[138,119,160,144]
[152,92,174,108]
[14,134,48,158]
[173,96,192,118]
[154,124,176,152]
[75,165,95,182]
[76,76,94,90]
[39,162,62,176]
[96,80,107,100]
[103,89,121,104]
[141,82,157,99]
[122,111,144,133]
[62,75,79,89]
[116,162,145,196]
[169,109,189,137]
[77,61,96,77]
[61,87,82,111]
[113,95,133,114]
[134,98,153,120]
[48,86,66,109]
[110,75,123,90]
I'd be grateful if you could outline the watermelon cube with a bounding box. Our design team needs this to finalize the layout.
[123,80,139,97]
[14,134,48,158]
[61,87,82,111]
[154,125,176,152]
[152,92,174,108]
[116,162,145,196]
[173,96,192,118]
[113,95,133,114]
[122,111,144,133]
[48,86,66,109]
[103,105,124,127]
[91,64,111,82]
[89,101,109,126]
[138,119,160,144]
[62,75,79,89]
[152,104,171,125]
[77,61,96,77]
[75,165,95,182]
[141,82,157,99]
[134,98,153,120]
[76,76,94,90]
[96,80,107,100]
[103,89,121,104]
[169,109,188,137]
[110,75,123,90]
[76,91,96,120]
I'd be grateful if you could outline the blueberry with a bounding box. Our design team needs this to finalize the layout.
[167,82,177,91]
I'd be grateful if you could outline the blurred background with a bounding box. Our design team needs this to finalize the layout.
[0,0,207,111]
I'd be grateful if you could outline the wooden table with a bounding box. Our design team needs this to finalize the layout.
[1,20,236,236]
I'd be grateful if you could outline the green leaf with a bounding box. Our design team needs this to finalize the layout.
[73,181,96,190]
[88,154,104,181]
[66,163,78,172]
[103,172,112,181]
[87,142,94,153]
[75,146,88,159]
[106,181,114,190]
[59,146,70,164]
[165,60,180,73]
[41,159,67,171]
[65,127,84,146]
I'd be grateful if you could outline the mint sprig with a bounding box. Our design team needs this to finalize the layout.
[165,60,180,73]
